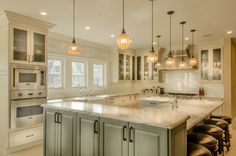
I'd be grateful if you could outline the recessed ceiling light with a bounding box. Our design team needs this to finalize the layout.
[40,11,47,16]
[85,26,91,30]
[153,42,157,45]
[227,30,233,34]
[130,40,133,43]
[185,37,189,40]
[110,34,115,38]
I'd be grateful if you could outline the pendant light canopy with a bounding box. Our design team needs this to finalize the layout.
[189,29,197,66]
[156,35,161,67]
[117,0,131,50]
[67,0,80,55]
[179,21,187,67]
[166,11,175,67]
[147,0,158,63]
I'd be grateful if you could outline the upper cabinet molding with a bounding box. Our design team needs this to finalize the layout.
[1,10,55,30]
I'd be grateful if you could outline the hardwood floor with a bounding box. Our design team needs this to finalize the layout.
[1,126,235,156]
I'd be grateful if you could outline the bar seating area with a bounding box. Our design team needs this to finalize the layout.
[187,115,232,156]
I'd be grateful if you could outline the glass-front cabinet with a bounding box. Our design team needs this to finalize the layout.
[200,47,223,82]
[118,53,133,81]
[12,27,47,65]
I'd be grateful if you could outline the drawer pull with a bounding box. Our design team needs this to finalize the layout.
[25,134,34,138]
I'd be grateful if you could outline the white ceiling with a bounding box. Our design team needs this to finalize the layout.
[1,0,236,49]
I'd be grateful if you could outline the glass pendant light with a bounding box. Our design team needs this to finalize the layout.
[189,29,197,66]
[117,0,131,50]
[166,11,175,67]
[67,0,80,55]
[156,35,161,67]
[179,21,187,68]
[147,0,157,63]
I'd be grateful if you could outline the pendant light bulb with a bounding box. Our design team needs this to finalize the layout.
[147,0,157,63]
[156,60,161,67]
[156,35,161,68]
[166,11,175,67]
[117,0,131,50]
[179,59,187,67]
[68,0,80,55]
[189,29,197,66]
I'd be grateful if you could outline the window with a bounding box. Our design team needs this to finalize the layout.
[93,63,105,87]
[48,59,63,89]
[72,62,86,87]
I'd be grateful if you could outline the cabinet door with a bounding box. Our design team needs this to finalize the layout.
[143,56,150,80]
[125,55,131,80]
[44,109,57,156]
[59,110,76,156]
[212,48,222,81]
[100,118,128,156]
[12,27,29,63]
[32,32,46,64]
[128,123,168,156]
[77,113,99,156]
[200,49,210,81]
[137,56,142,80]
[119,54,125,80]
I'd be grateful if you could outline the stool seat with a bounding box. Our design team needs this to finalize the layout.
[211,115,232,124]
[188,133,218,152]
[204,118,228,130]
[187,143,212,156]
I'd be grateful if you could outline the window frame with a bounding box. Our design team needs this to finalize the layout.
[47,57,65,90]
[92,62,107,88]
[71,60,87,88]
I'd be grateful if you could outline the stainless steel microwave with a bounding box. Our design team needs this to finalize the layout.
[11,64,47,90]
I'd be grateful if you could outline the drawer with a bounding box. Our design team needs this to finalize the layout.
[9,126,43,147]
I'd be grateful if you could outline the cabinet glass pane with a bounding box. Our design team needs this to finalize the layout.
[13,28,27,61]
[144,56,149,80]
[151,63,158,80]
[212,48,221,80]
[33,33,46,63]
[119,54,124,80]
[132,56,135,80]
[137,57,141,80]
[125,55,131,80]
[201,50,209,80]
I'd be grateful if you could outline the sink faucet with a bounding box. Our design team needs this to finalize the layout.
[171,97,178,110]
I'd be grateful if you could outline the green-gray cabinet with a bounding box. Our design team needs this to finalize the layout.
[100,117,168,156]
[76,113,99,156]
[44,108,76,156]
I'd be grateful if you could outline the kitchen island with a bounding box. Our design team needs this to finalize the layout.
[42,98,223,156]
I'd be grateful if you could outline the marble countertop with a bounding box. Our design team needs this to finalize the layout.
[95,92,139,98]
[42,98,223,130]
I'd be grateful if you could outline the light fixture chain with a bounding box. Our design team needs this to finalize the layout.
[73,0,75,39]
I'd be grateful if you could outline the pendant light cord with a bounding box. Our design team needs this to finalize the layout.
[73,0,75,41]
[169,13,171,55]
[122,0,125,32]
[182,23,184,60]
[191,30,194,58]
[151,0,154,51]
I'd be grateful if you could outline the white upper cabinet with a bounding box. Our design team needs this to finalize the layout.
[199,47,223,83]
[11,26,47,65]
[119,53,133,81]
[0,10,54,65]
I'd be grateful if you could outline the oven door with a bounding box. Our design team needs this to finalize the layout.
[12,67,46,90]
[11,98,46,129]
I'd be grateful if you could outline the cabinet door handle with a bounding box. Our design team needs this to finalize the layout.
[25,134,34,138]
[27,54,30,62]
[129,127,134,142]
[54,112,58,123]
[58,113,62,124]
[123,125,127,141]
[94,120,98,134]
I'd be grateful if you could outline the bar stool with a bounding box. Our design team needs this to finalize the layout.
[210,115,232,124]
[187,143,212,156]
[204,118,230,151]
[192,124,224,155]
[188,133,218,156]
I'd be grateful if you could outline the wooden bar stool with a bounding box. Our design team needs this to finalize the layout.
[188,133,218,156]
[187,143,212,156]
[204,118,230,151]
[192,124,224,155]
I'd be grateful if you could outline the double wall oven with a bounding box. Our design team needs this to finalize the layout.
[10,64,47,129]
